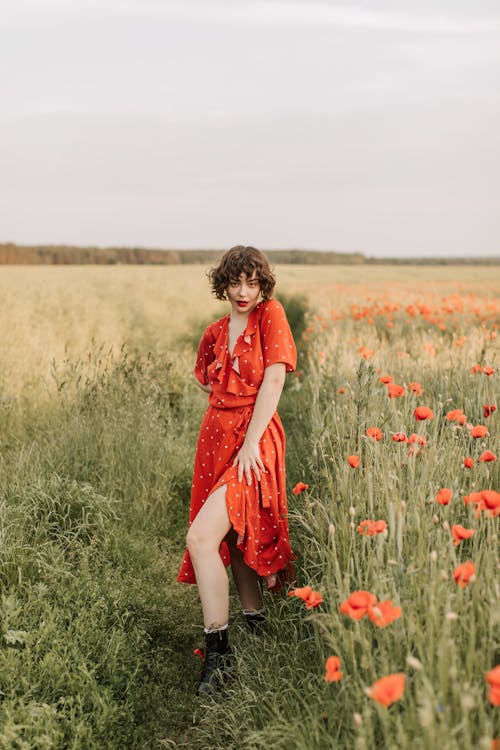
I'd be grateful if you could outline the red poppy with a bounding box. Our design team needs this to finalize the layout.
[414,406,434,420]
[451,525,475,546]
[484,365,495,376]
[379,375,393,384]
[408,433,426,446]
[453,560,476,588]
[292,482,309,495]
[359,346,375,359]
[486,665,500,706]
[392,432,408,443]
[288,586,323,609]
[337,387,346,394]
[348,455,360,468]
[470,425,489,438]
[367,673,406,707]
[479,450,496,462]
[482,490,500,516]
[366,426,383,441]
[408,381,424,396]
[324,656,343,682]
[357,519,387,536]
[470,363,483,374]
[340,590,377,620]
[463,457,475,469]
[484,404,497,418]
[446,409,465,422]
[193,647,204,660]
[435,488,453,506]
[368,600,402,628]
[387,383,405,398]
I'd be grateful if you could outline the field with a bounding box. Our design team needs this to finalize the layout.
[0,264,498,749]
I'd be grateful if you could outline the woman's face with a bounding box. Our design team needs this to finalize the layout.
[226,269,261,316]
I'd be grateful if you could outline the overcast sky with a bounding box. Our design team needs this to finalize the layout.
[1,0,499,257]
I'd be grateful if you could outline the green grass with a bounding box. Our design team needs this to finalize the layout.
[0,290,498,749]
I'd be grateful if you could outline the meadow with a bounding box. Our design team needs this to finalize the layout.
[0,264,498,749]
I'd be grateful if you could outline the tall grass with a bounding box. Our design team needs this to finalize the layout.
[0,267,498,748]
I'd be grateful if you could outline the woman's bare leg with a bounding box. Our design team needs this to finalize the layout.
[186,485,232,630]
[225,529,264,612]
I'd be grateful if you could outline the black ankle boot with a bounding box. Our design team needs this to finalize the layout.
[197,629,232,695]
[244,611,266,633]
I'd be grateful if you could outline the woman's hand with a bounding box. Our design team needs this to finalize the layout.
[232,439,266,485]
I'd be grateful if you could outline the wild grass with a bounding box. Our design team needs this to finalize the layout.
[0,265,498,748]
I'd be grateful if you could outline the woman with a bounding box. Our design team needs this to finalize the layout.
[177,245,297,694]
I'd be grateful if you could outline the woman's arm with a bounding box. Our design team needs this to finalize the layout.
[232,363,286,485]
[195,378,211,394]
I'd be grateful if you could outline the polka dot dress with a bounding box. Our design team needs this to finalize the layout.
[177,300,297,590]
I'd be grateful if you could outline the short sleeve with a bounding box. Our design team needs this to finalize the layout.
[259,300,297,372]
[193,325,216,385]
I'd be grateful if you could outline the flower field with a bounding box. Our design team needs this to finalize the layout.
[0,264,498,748]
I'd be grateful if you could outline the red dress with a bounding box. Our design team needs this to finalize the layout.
[177,299,297,590]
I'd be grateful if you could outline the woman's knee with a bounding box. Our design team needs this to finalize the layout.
[186,523,218,557]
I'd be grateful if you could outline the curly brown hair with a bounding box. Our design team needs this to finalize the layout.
[208,246,276,301]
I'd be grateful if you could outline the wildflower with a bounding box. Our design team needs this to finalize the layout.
[447,408,466,423]
[392,432,408,443]
[379,375,392,384]
[484,365,495,376]
[463,457,474,469]
[435,488,453,506]
[348,455,360,468]
[193,647,204,660]
[486,665,500,706]
[470,425,489,438]
[414,406,434,420]
[387,383,405,398]
[408,433,426,446]
[357,519,387,536]
[453,560,476,588]
[366,674,406,707]
[359,346,375,359]
[484,404,497,418]
[366,426,383,441]
[292,482,309,495]
[337,387,346,394]
[471,364,483,374]
[324,656,343,682]
[479,450,496,462]
[340,590,377,620]
[368,600,402,628]
[288,586,323,609]
[408,381,424,396]
[451,525,475,546]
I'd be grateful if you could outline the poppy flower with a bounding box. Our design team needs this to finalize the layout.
[193,647,204,660]
[348,455,360,468]
[470,425,489,438]
[408,433,426,446]
[387,383,405,398]
[392,432,408,443]
[292,482,309,495]
[408,381,424,396]
[481,490,500,516]
[463,457,474,469]
[446,409,466,423]
[379,375,392,384]
[435,488,453,506]
[414,406,434,420]
[366,673,406,707]
[359,346,375,359]
[324,656,343,682]
[453,560,476,588]
[368,600,402,628]
[484,404,497,418]
[288,586,323,609]
[357,519,387,536]
[486,665,500,706]
[337,387,346,394]
[479,450,496,462]
[366,426,383,441]
[340,590,377,620]
[470,364,483,374]
[451,525,475,546]
[484,365,495,376]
